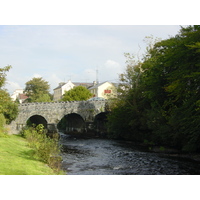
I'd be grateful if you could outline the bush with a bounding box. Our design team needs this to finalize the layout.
[21,124,62,173]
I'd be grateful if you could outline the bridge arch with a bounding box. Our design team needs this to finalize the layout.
[12,101,108,134]
[57,113,86,133]
[94,112,110,135]
[26,115,48,129]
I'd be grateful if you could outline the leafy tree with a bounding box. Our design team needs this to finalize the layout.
[0,65,12,88]
[140,25,200,150]
[61,86,92,102]
[107,53,149,141]
[0,65,18,125]
[0,90,19,124]
[24,77,52,102]
[36,93,52,102]
[107,25,200,152]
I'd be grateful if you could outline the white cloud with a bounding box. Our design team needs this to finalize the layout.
[0,25,181,94]
[98,60,123,83]
[6,81,22,94]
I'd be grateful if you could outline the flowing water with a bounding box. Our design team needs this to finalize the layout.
[59,133,200,175]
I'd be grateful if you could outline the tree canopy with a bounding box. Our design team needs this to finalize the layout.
[0,65,11,88]
[107,25,200,152]
[0,65,18,127]
[61,86,92,102]
[24,77,52,102]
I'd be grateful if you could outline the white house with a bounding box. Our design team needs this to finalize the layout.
[88,81,117,99]
[53,80,94,101]
[11,89,28,103]
[53,80,75,101]
[11,89,24,101]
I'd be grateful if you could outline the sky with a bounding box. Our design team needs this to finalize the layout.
[0,25,182,94]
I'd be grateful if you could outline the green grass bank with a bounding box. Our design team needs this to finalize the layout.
[0,134,60,175]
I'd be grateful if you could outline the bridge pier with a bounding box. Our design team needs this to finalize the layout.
[47,123,58,133]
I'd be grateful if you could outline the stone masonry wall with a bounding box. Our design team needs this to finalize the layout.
[12,100,107,132]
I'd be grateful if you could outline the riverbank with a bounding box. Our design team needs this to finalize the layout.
[117,139,200,163]
[0,134,61,175]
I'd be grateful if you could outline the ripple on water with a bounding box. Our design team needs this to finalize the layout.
[59,137,200,175]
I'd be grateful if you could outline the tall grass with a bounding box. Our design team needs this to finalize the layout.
[20,124,63,174]
[0,113,9,138]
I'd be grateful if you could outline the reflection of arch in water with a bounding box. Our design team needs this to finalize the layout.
[94,112,109,135]
[57,113,86,133]
[26,115,48,129]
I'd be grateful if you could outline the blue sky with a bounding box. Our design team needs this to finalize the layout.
[0,25,181,94]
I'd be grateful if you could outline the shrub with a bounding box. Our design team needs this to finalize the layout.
[21,124,62,173]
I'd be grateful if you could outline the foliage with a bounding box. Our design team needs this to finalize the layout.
[107,25,200,152]
[0,65,11,88]
[0,65,18,125]
[24,77,52,102]
[21,124,63,173]
[107,52,149,141]
[36,93,52,102]
[0,90,19,124]
[61,86,93,101]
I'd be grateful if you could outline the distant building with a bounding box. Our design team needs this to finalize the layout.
[88,81,117,99]
[73,82,93,88]
[18,93,29,103]
[11,89,28,103]
[53,80,93,101]
[53,81,75,101]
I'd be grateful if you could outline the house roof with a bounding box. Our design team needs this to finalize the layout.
[88,81,117,90]
[53,81,93,90]
[53,82,66,90]
[18,93,28,100]
[88,82,105,90]
[73,82,93,88]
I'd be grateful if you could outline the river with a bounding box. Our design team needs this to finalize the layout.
[59,133,200,175]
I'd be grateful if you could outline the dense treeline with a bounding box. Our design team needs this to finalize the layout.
[107,25,200,152]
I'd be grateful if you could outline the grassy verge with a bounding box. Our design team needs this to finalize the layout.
[0,134,62,175]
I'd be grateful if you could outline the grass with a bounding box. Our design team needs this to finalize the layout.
[0,134,60,175]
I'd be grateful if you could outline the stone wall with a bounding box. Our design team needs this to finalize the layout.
[12,100,107,133]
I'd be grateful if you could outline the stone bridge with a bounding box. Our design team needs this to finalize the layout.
[11,100,109,135]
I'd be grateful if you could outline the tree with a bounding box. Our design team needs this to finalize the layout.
[107,25,200,152]
[0,65,18,126]
[36,93,52,102]
[0,65,12,88]
[24,77,52,102]
[61,86,92,101]
[0,90,18,124]
[107,53,149,141]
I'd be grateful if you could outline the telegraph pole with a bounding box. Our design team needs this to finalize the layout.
[96,68,99,84]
